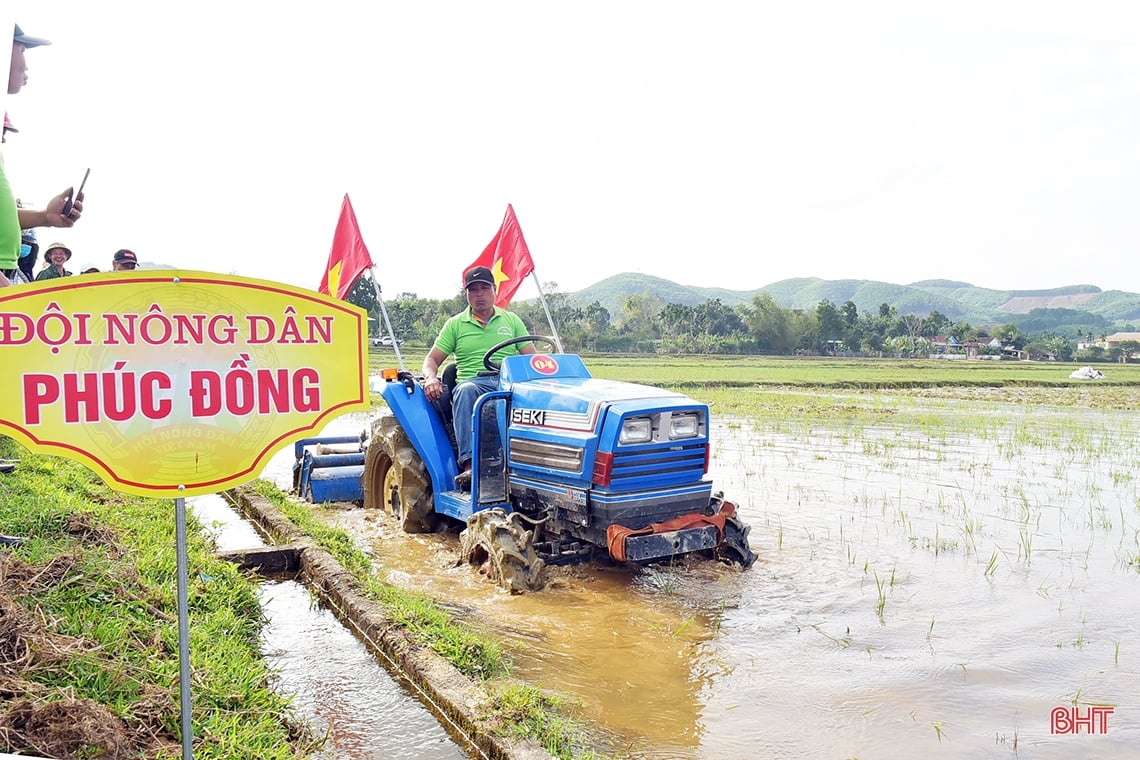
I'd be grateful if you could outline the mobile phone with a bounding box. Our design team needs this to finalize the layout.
[62,168,90,216]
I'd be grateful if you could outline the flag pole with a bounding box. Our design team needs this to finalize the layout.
[368,269,407,372]
[529,271,563,352]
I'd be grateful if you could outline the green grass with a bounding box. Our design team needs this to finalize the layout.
[485,683,602,759]
[584,354,1140,388]
[0,437,310,759]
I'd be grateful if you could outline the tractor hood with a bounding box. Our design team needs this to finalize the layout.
[500,353,698,434]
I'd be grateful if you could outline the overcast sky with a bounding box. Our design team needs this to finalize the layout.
[4,1,1138,301]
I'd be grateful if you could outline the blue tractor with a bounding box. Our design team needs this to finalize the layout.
[306,337,755,592]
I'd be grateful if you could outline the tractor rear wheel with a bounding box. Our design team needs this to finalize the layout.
[362,412,436,533]
[459,508,546,593]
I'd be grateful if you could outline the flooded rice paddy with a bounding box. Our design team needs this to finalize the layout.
[260,388,1139,758]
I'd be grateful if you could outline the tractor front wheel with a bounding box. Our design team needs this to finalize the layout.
[717,515,756,568]
[459,508,546,593]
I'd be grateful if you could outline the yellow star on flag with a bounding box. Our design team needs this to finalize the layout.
[490,258,511,290]
[326,261,343,299]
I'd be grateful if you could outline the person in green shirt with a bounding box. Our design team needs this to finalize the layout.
[34,242,72,280]
[422,266,536,489]
[3,24,83,287]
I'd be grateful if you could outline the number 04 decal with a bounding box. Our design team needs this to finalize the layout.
[530,355,559,375]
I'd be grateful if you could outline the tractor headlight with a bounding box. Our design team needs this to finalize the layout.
[669,413,700,440]
[619,417,653,444]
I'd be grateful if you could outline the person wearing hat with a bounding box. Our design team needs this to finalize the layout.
[34,242,73,280]
[2,24,84,287]
[421,265,536,489]
[112,249,139,271]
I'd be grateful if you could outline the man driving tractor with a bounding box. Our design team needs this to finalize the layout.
[420,265,536,489]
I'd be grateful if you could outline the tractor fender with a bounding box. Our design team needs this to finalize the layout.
[379,375,459,493]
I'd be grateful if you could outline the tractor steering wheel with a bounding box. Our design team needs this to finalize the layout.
[483,335,557,373]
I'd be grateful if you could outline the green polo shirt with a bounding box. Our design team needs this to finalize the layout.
[0,155,19,270]
[434,306,530,381]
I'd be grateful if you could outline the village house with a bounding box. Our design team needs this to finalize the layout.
[1096,332,1140,350]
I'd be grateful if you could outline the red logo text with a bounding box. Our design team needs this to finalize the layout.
[1050,706,1114,734]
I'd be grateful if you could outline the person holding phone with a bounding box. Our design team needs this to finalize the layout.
[1,23,84,287]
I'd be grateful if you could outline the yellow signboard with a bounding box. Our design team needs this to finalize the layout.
[0,271,369,496]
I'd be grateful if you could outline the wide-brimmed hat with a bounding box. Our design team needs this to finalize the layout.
[79,263,100,274]
[45,243,72,261]
[13,24,51,48]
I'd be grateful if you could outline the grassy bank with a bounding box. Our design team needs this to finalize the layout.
[0,437,311,759]
[0,434,597,759]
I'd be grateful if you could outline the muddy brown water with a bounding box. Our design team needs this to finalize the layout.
[249,393,1140,759]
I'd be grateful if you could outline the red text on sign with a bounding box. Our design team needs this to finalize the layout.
[21,364,322,425]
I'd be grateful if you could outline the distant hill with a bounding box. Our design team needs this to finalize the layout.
[550,273,1140,331]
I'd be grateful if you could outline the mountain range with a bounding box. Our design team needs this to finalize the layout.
[557,274,1140,333]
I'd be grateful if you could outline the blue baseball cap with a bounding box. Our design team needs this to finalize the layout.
[14,24,51,48]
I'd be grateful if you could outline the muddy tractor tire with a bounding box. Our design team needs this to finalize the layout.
[362,412,437,533]
[459,508,546,594]
[717,515,757,569]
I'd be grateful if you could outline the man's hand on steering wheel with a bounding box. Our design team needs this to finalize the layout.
[483,335,557,372]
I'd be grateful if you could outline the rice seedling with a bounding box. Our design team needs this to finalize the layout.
[809,622,852,648]
[1017,527,1033,561]
[984,550,999,578]
[962,515,982,556]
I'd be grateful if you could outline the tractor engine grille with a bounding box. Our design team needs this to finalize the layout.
[609,444,707,484]
[510,439,585,473]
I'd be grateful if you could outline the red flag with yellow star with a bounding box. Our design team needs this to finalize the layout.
[319,194,375,300]
[464,204,535,307]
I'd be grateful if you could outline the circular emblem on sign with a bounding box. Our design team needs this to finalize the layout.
[530,354,559,375]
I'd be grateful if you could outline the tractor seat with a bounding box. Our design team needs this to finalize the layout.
[439,362,458,413]
[429,363,460,457]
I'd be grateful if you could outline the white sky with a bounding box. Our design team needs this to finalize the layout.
[4,1,1138,301]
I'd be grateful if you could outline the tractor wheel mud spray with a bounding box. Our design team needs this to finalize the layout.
[362,413,437,534]
[458,508,546,594]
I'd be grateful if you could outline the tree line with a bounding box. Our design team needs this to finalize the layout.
[346,276,1134,362]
